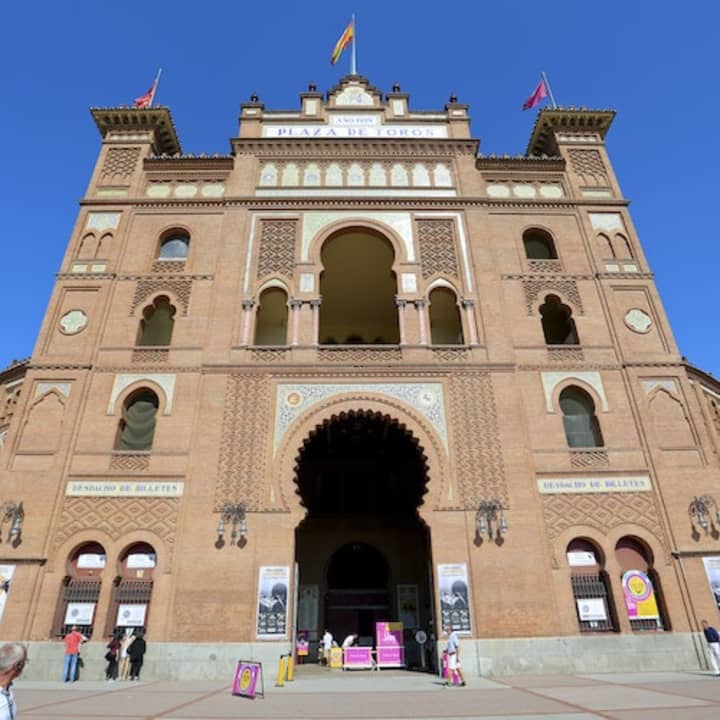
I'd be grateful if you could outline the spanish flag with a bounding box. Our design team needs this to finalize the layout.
[331,18,354,65]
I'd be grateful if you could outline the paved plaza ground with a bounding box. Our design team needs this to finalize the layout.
[11,666,720,719]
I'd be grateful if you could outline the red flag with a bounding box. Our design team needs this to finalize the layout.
[134,73,160,108]
[522,78,548,110]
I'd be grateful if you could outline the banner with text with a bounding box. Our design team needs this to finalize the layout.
[256,566,289,639]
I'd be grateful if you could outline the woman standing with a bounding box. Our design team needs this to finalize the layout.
[118,630,134,681]
[105,634,121,681]
[128,631,147,681]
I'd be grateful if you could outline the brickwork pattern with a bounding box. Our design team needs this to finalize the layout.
[524,278,584,314]
[109,453,151,471]
[568,149,609,186]
[317,348,402,363]
[418,220,459,279]
[215,374,272,511]
[448,372,507,508]
[131,279,191,316]
[100,148,141,184]
[257,220,296,279]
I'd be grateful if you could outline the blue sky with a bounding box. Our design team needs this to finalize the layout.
[1,2,718,375]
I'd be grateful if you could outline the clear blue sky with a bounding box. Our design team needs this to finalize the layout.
[1,2,718,376]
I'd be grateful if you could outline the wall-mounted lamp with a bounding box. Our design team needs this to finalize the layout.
[688,495,720,537]
[475,500,507,543]
[0,501,24,544]
[216,502,247,547]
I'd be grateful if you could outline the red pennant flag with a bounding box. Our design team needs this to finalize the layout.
[522,78,548,111]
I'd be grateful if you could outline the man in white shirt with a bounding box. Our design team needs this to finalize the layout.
[321,629,333,666]
[0,643,27,720]
[444,624,466,687]
[341,633,358,649]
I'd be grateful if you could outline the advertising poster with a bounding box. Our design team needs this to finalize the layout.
[64,602,96,625]
[621,570,659,619]
[232,660,262,699]
[0,566,15,624]
[576,598,608,622]
[343,646,373,669]
[703,556,720,609]
[256,566,289,639]
[437,563,472,634]
[127,553,156,569]
[397,584,419,628]
[376,621,405,666]
[116,603,147,627]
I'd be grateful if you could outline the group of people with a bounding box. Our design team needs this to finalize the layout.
[61,625,147,683]
[320,630,358,665]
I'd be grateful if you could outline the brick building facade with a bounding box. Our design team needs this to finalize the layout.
[1,75,720,678]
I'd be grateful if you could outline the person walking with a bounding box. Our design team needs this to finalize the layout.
[443,624,466,687]
[128,631,146,681]
[321,629,333,666]
[118,630,134,681]
[701,619,720,675]
[0,643,27,720]
[105,634,121,681]
[61,625,87,683]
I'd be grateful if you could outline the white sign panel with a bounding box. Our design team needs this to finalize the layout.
[117,604,147,627]
[66,481,184,497]
[567,551,597,567]
[703,556,720,609]
[0,566,15,624]
[64,602,96,625]
[262,124,448,139]
[437,563,472,634]
[537,475,652,495]
[77,554,106,569]
[256,566,290,639]
[127,554,156,569]
[576,598,608,622]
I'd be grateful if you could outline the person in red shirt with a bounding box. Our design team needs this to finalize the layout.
[62,626,87,682]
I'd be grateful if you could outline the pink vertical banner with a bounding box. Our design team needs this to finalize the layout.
[375,621,405,667]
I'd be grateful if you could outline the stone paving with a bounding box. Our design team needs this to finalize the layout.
[10,666,720,719]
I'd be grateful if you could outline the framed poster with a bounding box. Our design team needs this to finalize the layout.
[117,603,147,627]
[397,584,419,628]
[64,602,95,625]
[256,566,290,639]
[576,598,607,622]
[0,566,15,624]
[621,570,659,620]
[703,556,720,609]
[437,563,472,634]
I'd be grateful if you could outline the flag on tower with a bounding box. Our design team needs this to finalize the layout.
[522,77,548,110]
[134,70,162,108]
[331,18,354,65]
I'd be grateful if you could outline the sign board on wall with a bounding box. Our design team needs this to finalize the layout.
[703,556,720,609]
[256,566,290,639]
[537,476,652,495]
[621,570,659,620]
[117,604,147,627]
[437,564,472,634]
[0,566,14,624]
[77,554,106,569]
[64,602,96,625]
[66,481,184,497]
[576,598,607,622]
[127,554,156,569]
[567,551,597,567]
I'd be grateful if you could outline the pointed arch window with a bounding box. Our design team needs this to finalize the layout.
[523,228,558,259]
[254,287,289,346]
[429,287,464,345]
[137,297,175,346]
[559,387,603,448]
[116,390,159,451]
[540,295,579,345]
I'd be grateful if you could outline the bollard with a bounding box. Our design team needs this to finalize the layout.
[287,654,295,682]
[275,655,287,687]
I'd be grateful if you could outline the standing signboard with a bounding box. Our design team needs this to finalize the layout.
[437,563,472,633]
[256,566,290,639]
[376,621,405,667]
[232,660,263,699]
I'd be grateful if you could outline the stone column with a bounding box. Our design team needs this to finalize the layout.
[396,298,407,345]
[310,298,322,345]
[461,298,479,346]
[415,299,428,345]
[240,300,255,346]
[289,299,303,346]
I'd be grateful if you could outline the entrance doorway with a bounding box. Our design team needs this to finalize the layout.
[294,409,435,669]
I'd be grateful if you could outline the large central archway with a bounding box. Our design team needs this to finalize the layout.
[294,409,435,668]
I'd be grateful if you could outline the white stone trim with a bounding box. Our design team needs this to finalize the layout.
[541,371,608,413]
[108,374,176,416]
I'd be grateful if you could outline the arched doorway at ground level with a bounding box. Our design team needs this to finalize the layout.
[293,409,436,670]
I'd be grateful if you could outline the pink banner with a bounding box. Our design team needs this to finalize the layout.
[344,646,373,667]
[375,621,405,667]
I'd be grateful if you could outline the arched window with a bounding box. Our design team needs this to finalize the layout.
[540,295,579,345]
[137,297,175,346]
[559,387,603,448]
[52,542,106,639]
[429,287,464,345]
[116,390,159,451]
[615,537,668,631]
[597,233,615,258]
[106,542,156,638]
[566,538,617,633]
[523,228,558,259]
[158,233,189,260]
[254,287,289,346]
[614,233,634,259]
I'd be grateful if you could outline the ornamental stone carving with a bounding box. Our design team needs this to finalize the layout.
[59,310,88,335]
[624,308,653,334]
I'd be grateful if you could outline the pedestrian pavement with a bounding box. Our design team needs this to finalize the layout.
[11,665,720,719]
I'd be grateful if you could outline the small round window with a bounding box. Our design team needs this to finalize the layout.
[159,234,189,259]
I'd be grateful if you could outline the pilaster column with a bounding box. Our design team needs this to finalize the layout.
[415,299,428,345]
[289,299,303,346]
[461,298,479,346]
[240,300,255,346]
[310,298,322,345]
[396,298,407,345]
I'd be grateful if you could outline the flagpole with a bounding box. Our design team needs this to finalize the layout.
[350,14,357,75]
[150,68,163,107]
[541,71,557,109]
